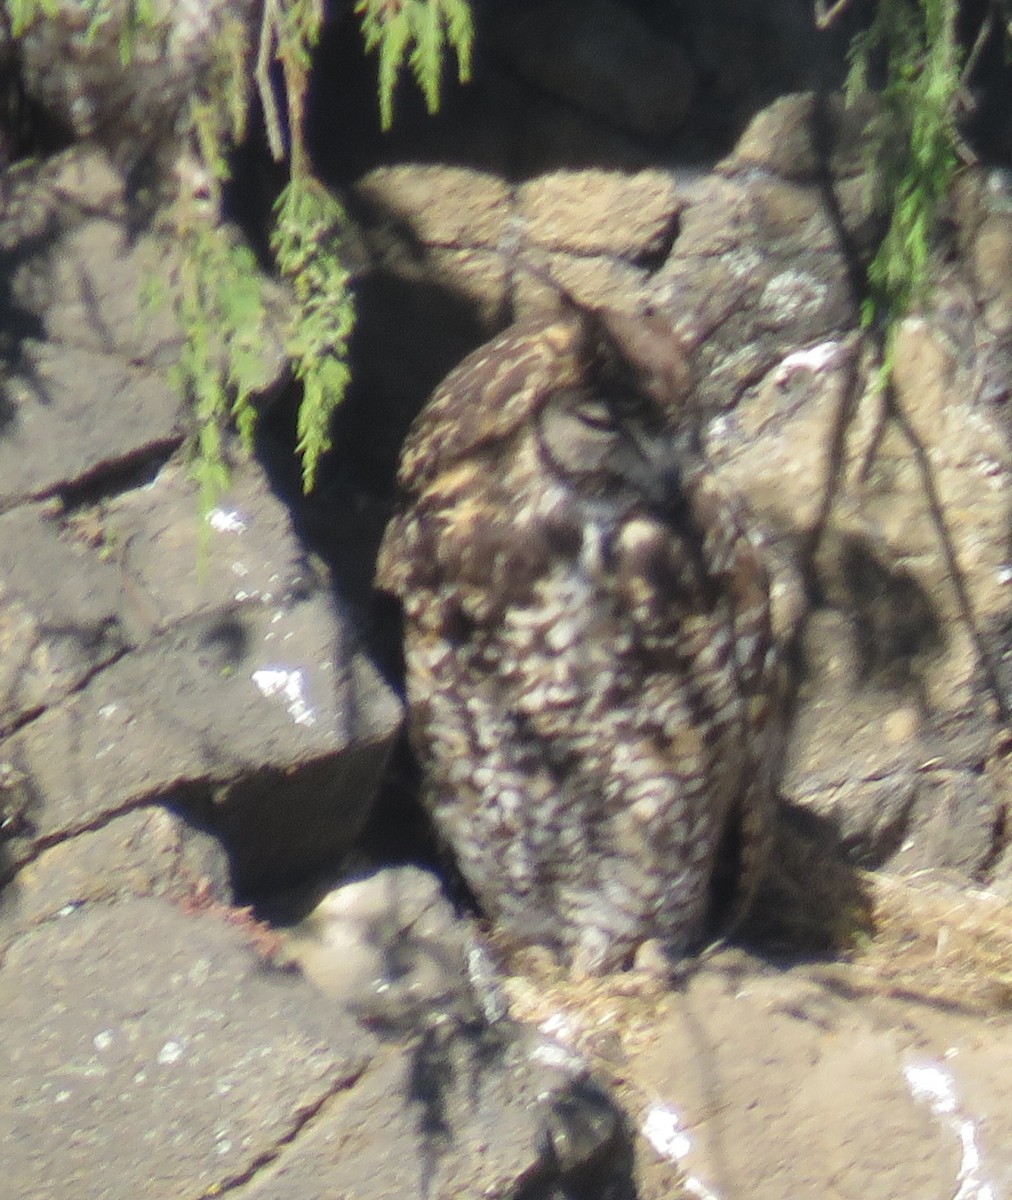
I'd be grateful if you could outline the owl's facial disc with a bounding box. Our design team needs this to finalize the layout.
[535,386,692,514]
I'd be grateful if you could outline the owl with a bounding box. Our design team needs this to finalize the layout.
[375,301,781,975]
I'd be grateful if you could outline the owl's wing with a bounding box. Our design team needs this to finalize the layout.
[396,317,584,493]
[376,315,585,600]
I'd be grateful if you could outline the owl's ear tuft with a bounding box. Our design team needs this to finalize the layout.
[588,306,695,417]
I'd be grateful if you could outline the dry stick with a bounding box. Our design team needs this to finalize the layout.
[256,0,286,162]
[813,0,856,30]
[960,2,994,89]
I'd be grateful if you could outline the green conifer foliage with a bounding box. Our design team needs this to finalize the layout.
[845,0,963,370]
[4,0,474,517]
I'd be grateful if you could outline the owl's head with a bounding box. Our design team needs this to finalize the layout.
[534,305,698,505]
[378,300,703,607]
[397,302,698,511]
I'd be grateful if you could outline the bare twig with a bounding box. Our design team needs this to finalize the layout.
[814,0,855,30]
[961,3,995,89]
[256,0,286,162]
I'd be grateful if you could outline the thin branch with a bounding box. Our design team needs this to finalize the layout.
[814,0,856,30]
[961,2,994,89]
[256,0,286,162]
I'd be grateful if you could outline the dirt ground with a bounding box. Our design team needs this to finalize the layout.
[503,872,1012,1200]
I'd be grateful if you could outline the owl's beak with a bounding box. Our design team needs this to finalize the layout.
[622,422,699,513]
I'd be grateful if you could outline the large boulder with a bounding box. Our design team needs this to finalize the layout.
[0,147,401,893]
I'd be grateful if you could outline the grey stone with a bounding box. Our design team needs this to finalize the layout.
[714,304,1011,883]
[0,503,128,730]
[1,851,633,1200]
[283,865,471,1015]
[0,898,374,1200]
[355,164,512,249]
[241,1023,630,1200]
[0,147,289,510]
[487,0,695,138]
[516,168,685,260]
[1,456,401,889]
[0,146,400,891]
[0,806,231,951]
[0,339,185,508]
[8,0,259,167]
[722,91,879,182]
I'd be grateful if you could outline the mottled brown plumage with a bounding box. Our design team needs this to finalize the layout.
[376,304,781,973]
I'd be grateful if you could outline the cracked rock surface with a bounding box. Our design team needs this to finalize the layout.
[0,148,401,895]
[3,847,633,1200]
[2,899,373,1199]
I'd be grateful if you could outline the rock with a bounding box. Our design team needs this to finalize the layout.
[0,146,401,892]
[486,0,695,138]
[635,965,953,1199]
[712,292,1012,885]
[349,92,879,422]
[516,168,685,262]
[0,340,184,507]
[6,0,259,169]
[722,90,879,182]
[1,807,232,947]
[281,865,477,1018]
[956,168,1012,335]
[0,897,375,1200]
[650,94,884,411]
[0,502,129,727]
[0,146,288,509]
[1,870,634,1200]
[9,821,1012,1200]
[239,1019,631,1200]
[504,893,1012,1200]
[0,454,401,891]
[354,164,512,249]
[278,866,638,1196]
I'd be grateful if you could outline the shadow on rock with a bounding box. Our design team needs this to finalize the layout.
[741,801,875,961]
[276,863,640,1199]
[837,533,946,690]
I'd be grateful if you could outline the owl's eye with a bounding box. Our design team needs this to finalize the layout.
[574,399,617,431]
[538,392,622,478]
